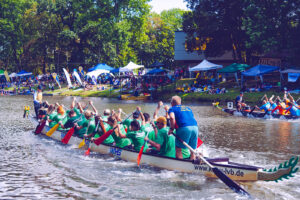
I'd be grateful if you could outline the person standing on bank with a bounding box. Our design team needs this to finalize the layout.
[168,96,198,160]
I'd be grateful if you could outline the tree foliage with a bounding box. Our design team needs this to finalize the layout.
[0,0,185,73]
[183,0,300,66]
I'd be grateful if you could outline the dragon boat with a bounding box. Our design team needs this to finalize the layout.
[212,102,300,120]
[29,115,298,182]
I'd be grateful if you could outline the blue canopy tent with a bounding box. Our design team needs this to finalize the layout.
[88,63,114,72]
[110,68,120,74]
[241,64,280,85]
[148,61,165,68]
[17,70,32,77]
[145,68,166,75]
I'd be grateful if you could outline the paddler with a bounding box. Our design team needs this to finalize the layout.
[33,85,43,118]
[117,107,148,152]
[144,116,176,158]
[49,105,68,130]
[74,110,96,138]
[168,96,198,160]
[235,92,244,112]
[285,102,300,116]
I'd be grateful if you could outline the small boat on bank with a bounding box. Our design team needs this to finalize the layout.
[29,115,298,182]
[120,93,151,101]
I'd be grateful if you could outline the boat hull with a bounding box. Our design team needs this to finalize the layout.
[121,94,150,101]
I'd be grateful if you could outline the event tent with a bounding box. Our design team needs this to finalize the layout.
[88,63,114,72]
[119,61,144,72]
[86,69,111,78]
[148,61,165,68]
[189,59,223,72]
[17,70,32,76]
[145,68,166,75]
[9,73,17,78]
[217,63,251,73]
[280,68,300,82]
[241,65,279,76]
[241,64,280,84]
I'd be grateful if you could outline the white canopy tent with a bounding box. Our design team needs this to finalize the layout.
[9,73,17,78]
[86,69,113,78]
[119,61,144,72]
[189,59,223,72]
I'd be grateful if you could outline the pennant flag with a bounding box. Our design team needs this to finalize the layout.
[78,66,84,78]
[73,69,83,85]
[4,70,10,82]
[63,68,73,88]
[52,73,61,89]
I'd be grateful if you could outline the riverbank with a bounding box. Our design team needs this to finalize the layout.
[40,86,300,106]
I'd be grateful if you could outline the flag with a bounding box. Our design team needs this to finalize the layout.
[63,68,73,88]
[4,70,10,82]
[73,69,83,85]
[78,66,85,78]
[52,73,61,89]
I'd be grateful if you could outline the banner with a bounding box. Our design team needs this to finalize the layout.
[63,68,73,88]
[52,73,61,89]
[73,69,83,85]
[4,70,10,82]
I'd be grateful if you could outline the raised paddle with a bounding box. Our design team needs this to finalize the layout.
[172,133,251,197]
[94,112,134,146]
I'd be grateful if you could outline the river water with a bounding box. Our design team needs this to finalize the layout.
[0,95,299,200]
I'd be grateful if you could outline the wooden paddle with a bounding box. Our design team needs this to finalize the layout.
[78,120,92,148]
[137,131,150,166]
[61,114,85,144]
[248,106,256,115]
[84,120,100,156]
[46,114,68,137]
[34,120,46,135]
[172,133,251,197]
[94,112,134,146]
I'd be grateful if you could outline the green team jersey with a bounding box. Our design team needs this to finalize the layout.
[44,111,58,127]
[126,129,148,152]
[141,123,155,140]
[110,124,131,148]
[52,113,68,130]
[151,127,176,158]
[75,117,95,138]
[94,121,115,145]
[123,119,141,129]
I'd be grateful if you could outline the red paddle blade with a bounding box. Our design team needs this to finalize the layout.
[61,127,75,144]
[35,121,46,134]
[94,129,113,145]
[197,138,203,148]
[84,148,91,156]
[137,145,145,166]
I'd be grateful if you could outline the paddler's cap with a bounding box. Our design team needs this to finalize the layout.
[57,106,65,115]
[133,111,140,118]
[156,116,167,125]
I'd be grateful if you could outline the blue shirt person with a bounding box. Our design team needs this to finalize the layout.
[168,96,198,160]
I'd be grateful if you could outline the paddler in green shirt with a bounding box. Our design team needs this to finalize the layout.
[123,110,141,129]
[43,104,57,127]
[104,115,131,148]
[144,116,176,158]
[49,106,68,130]
[91,115,115,145]
[74,110,95,138]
